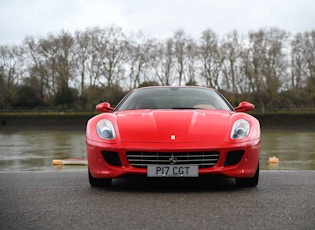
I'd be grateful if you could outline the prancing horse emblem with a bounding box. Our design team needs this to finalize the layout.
[169,154,177,165]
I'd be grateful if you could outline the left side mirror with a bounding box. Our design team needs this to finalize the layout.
[234,101,255,112]
[96,102,114,113]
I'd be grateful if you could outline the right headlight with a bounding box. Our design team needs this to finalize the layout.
[96,119,116,140]
[230,119,250,139]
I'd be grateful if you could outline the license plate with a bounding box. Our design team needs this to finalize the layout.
[147,165,198,177]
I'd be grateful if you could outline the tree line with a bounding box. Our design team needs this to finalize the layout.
[0,26,314,112]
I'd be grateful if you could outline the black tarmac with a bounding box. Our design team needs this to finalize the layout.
[0,171,314,230]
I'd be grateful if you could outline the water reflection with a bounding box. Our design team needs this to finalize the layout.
[260,131,315,170]
[0,131,86,171]
[0,130,314,171]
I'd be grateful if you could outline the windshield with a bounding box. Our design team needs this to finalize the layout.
[115,87,233,111]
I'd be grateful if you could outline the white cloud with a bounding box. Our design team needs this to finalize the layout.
[0,0,314,44]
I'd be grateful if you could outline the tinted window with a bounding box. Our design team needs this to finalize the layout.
[116,87,233,111]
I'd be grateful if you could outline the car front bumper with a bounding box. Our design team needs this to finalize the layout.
[87,139,260,179]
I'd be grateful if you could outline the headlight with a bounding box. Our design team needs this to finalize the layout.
[230,119,250,139]
[96,119,116,140]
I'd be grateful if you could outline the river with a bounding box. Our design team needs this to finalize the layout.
[0,130,314,171]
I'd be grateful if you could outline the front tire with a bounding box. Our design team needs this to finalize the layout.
[88,169,112,187]
[235,163,259,187]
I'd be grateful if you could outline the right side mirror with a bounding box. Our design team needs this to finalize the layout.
[96,102,114,113]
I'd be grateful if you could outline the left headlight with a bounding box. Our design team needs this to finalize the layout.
[96,119,116,140]
[230,119,250,139]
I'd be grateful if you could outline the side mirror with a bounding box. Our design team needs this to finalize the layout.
[96,102,114,113]
[234,101,255,112]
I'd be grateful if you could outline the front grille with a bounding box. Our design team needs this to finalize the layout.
[126,151,219,169]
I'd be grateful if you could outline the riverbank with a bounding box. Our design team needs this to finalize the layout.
[0,114,93,131]
[0,113,315,131]
[255,113,315,131]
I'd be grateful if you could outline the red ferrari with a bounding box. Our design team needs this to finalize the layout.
[86,86,260,187]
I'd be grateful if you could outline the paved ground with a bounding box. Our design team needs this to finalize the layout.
[0,171,314,230]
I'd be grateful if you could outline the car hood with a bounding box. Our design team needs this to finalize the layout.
[116,110,232,142]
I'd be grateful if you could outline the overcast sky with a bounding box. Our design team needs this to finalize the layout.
[1,0,315,44]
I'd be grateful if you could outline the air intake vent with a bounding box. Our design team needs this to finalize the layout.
[224,150,244,166]
[102,151,122,166]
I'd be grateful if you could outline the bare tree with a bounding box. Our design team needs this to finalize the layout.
[74,29,91,95]
[185,38,199,85]
[125,32,156,89]
[291,33,307,90]
[54,31,76,90]
[299,31,315,106]
[245,28,289,112]
[3,25,315,111]
[221,30,246,95]
[303,31,315,80]
[82,27,103,89]
[199,29,221,89]
[150,39,176,86]
[93,26,127,87]
[31,31,76,100]
[173,29,190,85]
[0,45,26,109]
[24,36,46,100]
[25,35,56,99]
[261,28,289,109]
